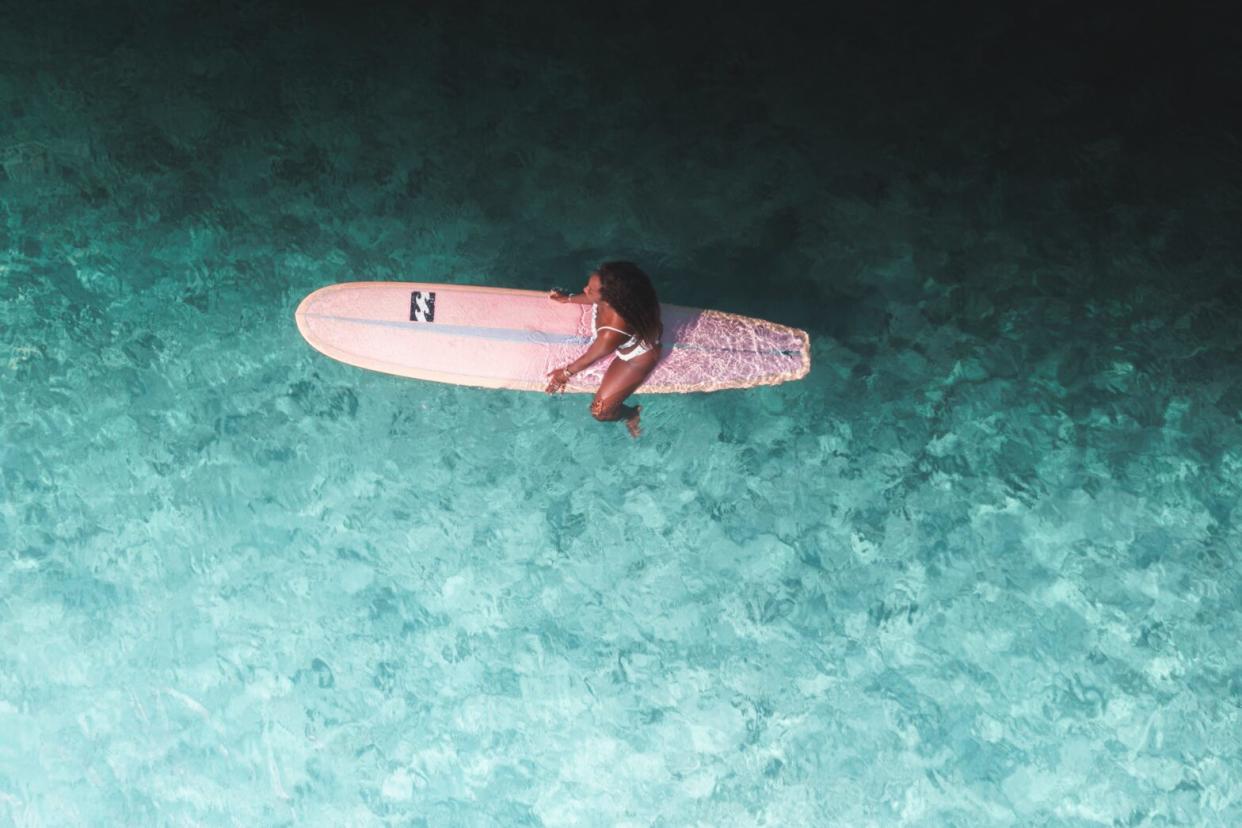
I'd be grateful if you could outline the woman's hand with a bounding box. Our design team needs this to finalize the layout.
[545,366,573,394]
[548,289,572,303]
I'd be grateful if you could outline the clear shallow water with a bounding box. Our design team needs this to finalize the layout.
[3,2,1242,825]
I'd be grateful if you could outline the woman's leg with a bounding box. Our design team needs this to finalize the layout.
[590,350,660,437]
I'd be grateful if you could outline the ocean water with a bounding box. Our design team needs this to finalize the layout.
[2,2,1241,825]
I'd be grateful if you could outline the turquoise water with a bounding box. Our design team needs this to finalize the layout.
[3,2,1241,824]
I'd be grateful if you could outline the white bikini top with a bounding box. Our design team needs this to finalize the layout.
[590,303,654,353]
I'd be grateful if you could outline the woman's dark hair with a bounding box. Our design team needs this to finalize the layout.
[596,261,661,346]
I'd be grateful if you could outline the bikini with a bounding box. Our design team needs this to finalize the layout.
[591,303,660,362]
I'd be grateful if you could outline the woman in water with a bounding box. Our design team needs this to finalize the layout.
[545,261,663,438]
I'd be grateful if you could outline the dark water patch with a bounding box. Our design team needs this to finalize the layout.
[545,495,586,550]
[360,584,444,639]
[272,145,331,187]
[292,657,335,689]
[287,375,360,421]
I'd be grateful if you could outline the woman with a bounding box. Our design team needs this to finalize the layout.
[545,261,663,438]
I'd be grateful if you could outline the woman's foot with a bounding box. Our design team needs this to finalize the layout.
[625,405,642,438]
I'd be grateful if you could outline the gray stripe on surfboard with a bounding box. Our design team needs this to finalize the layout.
[303,313,803,357]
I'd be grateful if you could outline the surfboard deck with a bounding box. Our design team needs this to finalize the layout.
[294,281,810,393]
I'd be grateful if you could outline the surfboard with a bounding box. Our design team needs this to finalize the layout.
[294,281,810,393]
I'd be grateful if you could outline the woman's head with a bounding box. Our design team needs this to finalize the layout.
[591,261,661,345]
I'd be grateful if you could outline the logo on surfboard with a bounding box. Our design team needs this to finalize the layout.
[410,291,436,322]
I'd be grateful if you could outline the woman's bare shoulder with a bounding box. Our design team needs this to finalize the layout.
[596,303,630,329]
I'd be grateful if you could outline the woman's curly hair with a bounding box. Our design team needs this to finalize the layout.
[596,261,662,346]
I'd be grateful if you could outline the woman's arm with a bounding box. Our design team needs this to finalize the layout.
[565,330,627,375]
[548,289,592,304]
[545,329,629,393]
